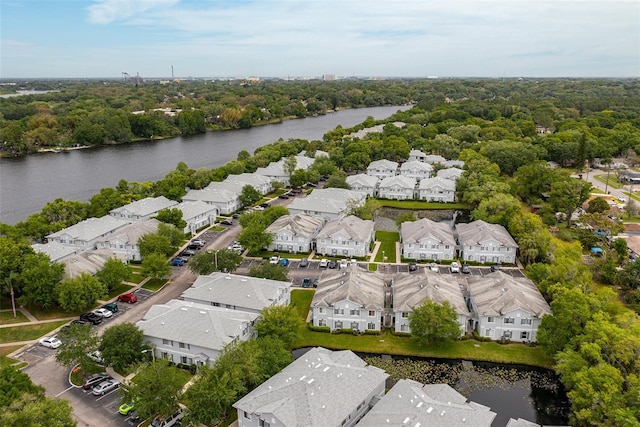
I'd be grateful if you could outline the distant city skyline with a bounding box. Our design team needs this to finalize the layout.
[2,0,639,79]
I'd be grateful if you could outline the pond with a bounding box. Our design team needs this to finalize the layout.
[293,348,570,427]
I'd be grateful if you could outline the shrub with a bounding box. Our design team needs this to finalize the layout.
[307,324,331,333]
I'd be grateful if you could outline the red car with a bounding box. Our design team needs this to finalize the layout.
[117,293,137,304]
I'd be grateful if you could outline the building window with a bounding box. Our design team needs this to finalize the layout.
[521,318,532,325]
[367,322,375,330]
[334,308,344,315]
[259,420,270,427]
[368,310,375,317]
[504,318,515,324]
[487,317,494,323]
[400,324,409,332]
[318,307,324,314]
[181,356,188,364]
[401,312,409,318]
[504,330,512,338]
[162,339,173,346]
[178,342,190,349]
[244,411,250,420]
[350,309,360,316]
[319,319,326,327]
[521,331,529,340]
[335,321,343,329]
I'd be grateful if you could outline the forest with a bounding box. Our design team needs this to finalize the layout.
[2,77,640,425]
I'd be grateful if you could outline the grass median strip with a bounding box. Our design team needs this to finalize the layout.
[0,320,69,344]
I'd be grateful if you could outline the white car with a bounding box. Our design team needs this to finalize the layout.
[269,255,280,264]
[92,308,113,318]
[319,259,328,268]
[450,261,460,273]
[92,378,119,395]
[429,262,439,272]
[340,259,348,269]
[39,336,62,349]
[88,350,104,364]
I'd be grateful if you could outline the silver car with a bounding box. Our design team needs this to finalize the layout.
[92,378,119,395]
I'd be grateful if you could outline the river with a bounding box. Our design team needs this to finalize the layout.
[0,105,409,225]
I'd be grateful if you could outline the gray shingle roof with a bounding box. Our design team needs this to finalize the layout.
[311,267,385,310]
[183,186,238,203]
[358,379,496,427]
[437,167,464,180]
[233,347,388,427]
[466,271,551,317]
[346,173,380,187]
[316,215,374,242]
[265,214,325,238]
[32,241,77,262]
[379,175,416,189]
[456,220,518,248]
[181,272,292,311]
[96,219,160,245]
[175,200,217,220]
[137,299,259,351]
[392,271,470,316]
[109,196,177,217]
[401,218,456,245]
[400,160,433,172]
[418,176,456,191]
[47,216,130,241]
[367,159,399,171]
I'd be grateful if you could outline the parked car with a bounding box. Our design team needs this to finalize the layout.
[429,262,439,272]
[319,259,328,268]
[232,213,240,219]
[181,249,196,257]
[299,258,309,268]
[279,257,289,267]
[80,312,102,325]
[102,302,118,313]
[490,264,501,272]
[151,408,184,427]
[408,262,418,272]
[328,260,338,269]
[82,373,111,390]
[190,239,205,247]
[221,219,233,226]
[170,257,185,266]
[88,350,104,365]
[462,263,471,274]
[301,277,312,288]
[119,401,136,415]
[259,202,270,208]
[269,255,280,264]
[450,261,460,273]
[118,293,138,304]
[39,336,62,349]
[278,194,289,199]
[187,243,201,250]
[92,308,113,318]
[92,378,119,395]
[340,259,348,269]
[350,258,357,266]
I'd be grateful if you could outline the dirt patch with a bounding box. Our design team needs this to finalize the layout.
[625,223,640,232]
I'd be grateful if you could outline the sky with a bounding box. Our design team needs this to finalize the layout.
[1,0,639,79]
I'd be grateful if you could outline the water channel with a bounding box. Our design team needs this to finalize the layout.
[293,348,570,427]
[0,105,409,224]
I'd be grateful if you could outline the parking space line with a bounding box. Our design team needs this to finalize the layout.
[55,385,74,397]
[96,388,120,401]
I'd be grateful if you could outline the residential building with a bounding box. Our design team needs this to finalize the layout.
[287,188,367,219]
[316,215,374,258]
[400,218,456,261]
[47,216,131,250]
[399,160,433,181]
[233,347,388,427]
[366,159,398,179]
[423,154,447,165]
[265,214,325,253]
[174,200,218,234]
[378,175,416,200]
[109,196,177,221]
[310,267,385,332]
[224,173,273,195]
[444,159,465,168]
[95,218,160,261]
[255,155,315,186]
[137,299,259,368]
[417,177,456,202]
[392,271,469,334]
[182,184,241,215]
[408,148,427,162]
[436,167,464,181]
[346,173,379,197]
[32,241,77,263]
[465,271,551,343]
[181,272,291,315]
[456,220,518,264]
[357,379,496,427]
[59,248,119,278]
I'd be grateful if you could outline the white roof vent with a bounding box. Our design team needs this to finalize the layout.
[307,378,315,384]
[403,417,410,424]
[427,407,433,413]
[181,307,188,311]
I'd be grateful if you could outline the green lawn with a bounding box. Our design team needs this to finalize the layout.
[594,174,623,189]
[377,200,471,210]
[0,344,24,367]
[128,271,145,284]
[290,290,554,369]
[0,310,29,325]
[368,263,378,271]
[142,278,167,292]
[21,306,77,321]
[0,320,69,344]
[374,231,399,262]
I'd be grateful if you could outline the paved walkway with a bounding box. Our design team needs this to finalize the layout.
[368,241,381,262]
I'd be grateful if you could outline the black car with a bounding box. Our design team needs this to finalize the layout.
[490,264,501,272]
[221,220,233,226]
[82,372,111,390]
[408,263,418,272]
[79,312,102,325]
[299,258,309,268]
[232,213,240,219]
[328,260,338,269]
[259,202,270,208]
[278,194,289,199]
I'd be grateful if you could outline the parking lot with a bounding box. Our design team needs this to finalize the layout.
[67,381,138,426]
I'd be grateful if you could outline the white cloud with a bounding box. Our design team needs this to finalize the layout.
[86,0,179,24]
